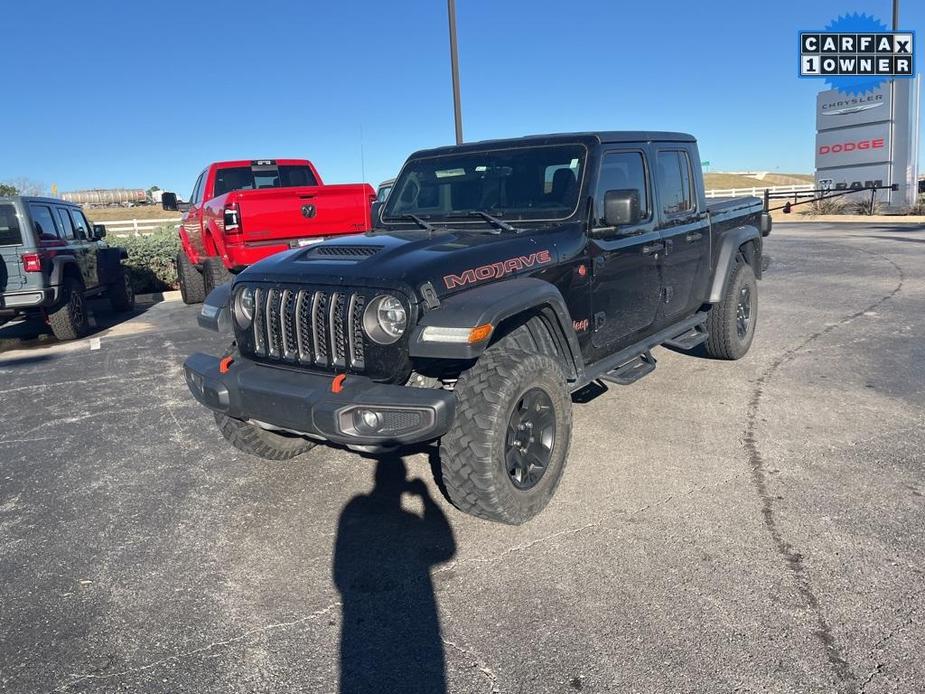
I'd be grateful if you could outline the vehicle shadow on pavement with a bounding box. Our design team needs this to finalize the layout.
[0,297,160,354]
[333,455,457,694]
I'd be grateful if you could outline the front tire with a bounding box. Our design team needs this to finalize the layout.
[214,413,317,461]
[705,258,758,360]
[49,277,90,341]
[177,252,206,305]
[440,341,572,524]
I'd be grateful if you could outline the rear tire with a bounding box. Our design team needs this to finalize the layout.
[214,413,317,461]
[49,277,89,341]
[202,257,233,297]
[705,258,758,360]
[440,339,572,524]
[109,268,135,312]
[177,252,206,305]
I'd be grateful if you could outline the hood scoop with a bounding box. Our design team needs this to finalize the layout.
[301,245,383,260]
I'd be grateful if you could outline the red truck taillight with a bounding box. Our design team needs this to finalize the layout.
[224,203,242,236]
[21,253,42,272]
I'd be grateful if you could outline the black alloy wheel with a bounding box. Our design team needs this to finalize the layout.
[736,285,752,339]
[505,387,556,490]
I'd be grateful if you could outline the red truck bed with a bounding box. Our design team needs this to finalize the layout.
[167,159,375,303]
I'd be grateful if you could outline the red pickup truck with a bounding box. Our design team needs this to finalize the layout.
[163,159,375,304]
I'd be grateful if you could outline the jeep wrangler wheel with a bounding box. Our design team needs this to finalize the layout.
[109,269,135,312]
[440,341,572,524]
[705,258,758,360]
[48,277,90,341]
[202,258,233,297]
[177,252,206,305]
[214,413,318,461]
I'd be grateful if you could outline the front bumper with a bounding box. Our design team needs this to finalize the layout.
[184,353,456,446]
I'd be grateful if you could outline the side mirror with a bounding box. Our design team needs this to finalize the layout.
[603,189,642,228]
[370,201,383,227]
[93,224,107,239]
[161,192,178,211]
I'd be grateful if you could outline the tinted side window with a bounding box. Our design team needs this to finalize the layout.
[656,151,694,215]
[0,204,22,245]
[69,209,90,239]
[594,151,649,225]
[56,207,76,239]
[29,204,61,241]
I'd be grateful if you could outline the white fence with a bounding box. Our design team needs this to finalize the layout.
[704,183,816,199]
[101,218,182,237]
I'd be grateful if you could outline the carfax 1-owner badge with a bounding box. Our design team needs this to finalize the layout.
[799,13,915,96]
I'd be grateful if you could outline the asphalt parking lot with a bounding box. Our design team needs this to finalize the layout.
[1,222,923,694]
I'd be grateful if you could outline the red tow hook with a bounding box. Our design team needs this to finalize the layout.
[331,374,346,393]
[219,355,234,374]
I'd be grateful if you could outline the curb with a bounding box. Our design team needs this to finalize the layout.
[137,290,182,305]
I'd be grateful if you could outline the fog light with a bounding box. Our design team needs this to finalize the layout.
[354,409,383,433]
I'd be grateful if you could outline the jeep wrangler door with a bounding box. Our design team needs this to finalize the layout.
[67,208,101,289]
[588,149,662,357]
[653,149,710,324]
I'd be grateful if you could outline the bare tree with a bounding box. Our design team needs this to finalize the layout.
[5,177,47,196]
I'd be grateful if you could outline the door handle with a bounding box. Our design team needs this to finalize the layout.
[642,242,664,255]
[685,232,703,242]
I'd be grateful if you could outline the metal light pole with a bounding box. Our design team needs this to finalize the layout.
[447,0,464,144]
[892,0,899,30]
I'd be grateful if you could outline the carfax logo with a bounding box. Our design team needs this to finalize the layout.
[800,13,915,95]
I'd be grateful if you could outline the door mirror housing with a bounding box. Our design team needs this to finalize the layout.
[93,224,107,239]
[370,200,383,227]
[603,189,642,228]
[161,192,178,211]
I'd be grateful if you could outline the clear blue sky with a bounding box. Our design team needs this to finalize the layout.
[2,0,922,195]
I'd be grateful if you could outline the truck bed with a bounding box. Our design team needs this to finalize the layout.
[706,196,763,219]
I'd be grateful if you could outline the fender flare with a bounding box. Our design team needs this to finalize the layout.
[708,225,761,304]
[408,277,584,374]
[177,227,200,265]
[49,255,79,286]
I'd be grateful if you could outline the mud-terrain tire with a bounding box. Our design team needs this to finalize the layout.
[440,340,572,524]
[202,257,233,297]
[109,268,135,312]
[214,413,318,461]
[177,252,206,305]
[49,277,90,341]
[705,257,758,360]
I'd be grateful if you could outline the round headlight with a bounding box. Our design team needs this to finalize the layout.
[235,286,255,327]
[363,294,407,344]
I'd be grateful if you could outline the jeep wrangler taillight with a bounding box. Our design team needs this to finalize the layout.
[223,203,242,236]
[21,253,42,272]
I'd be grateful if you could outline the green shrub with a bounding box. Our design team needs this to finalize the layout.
[113,227,180,294]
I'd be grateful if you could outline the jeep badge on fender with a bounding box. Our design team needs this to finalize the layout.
[183,131,769,525]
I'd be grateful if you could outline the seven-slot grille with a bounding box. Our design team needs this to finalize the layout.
[249,286,367,370]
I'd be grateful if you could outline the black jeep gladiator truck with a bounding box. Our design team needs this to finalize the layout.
[185,132,771,524]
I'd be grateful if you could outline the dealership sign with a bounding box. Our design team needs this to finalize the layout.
[810,14,921,211]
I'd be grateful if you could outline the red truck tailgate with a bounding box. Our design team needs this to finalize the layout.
[233,184,374,244]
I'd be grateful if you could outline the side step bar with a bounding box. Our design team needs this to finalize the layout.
[600,350,656,385]
[573,311,709,391]
[663,324,708,351]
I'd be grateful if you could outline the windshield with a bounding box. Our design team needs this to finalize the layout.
[213,164,318,197]
[382,144,586,223]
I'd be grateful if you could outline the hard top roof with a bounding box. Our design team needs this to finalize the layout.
[410,131,696,158]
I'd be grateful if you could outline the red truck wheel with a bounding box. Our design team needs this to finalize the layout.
[177,252,206,305]
[202,258,233,296]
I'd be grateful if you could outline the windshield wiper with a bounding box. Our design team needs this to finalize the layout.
[400,214,436,232]
[467,210,520,233]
